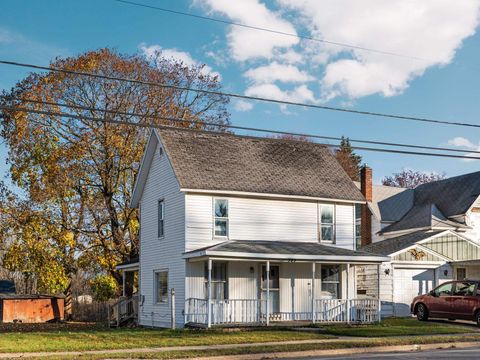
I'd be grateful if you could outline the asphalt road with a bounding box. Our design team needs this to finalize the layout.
[299,346,480,359]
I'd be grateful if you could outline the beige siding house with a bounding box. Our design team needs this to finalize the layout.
[131,128,388,328]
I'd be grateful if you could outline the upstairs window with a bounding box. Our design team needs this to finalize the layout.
[214,199,229,237]
[158,200,165,238]
[320,205,334,242]
[355,204,361,249]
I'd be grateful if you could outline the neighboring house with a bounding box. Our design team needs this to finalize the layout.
[357,168,480,317]
[130,128,389,328]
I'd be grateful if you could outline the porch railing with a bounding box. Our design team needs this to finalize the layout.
[185,298,379,326]
[185,298,265,325]
[315,299,348,322]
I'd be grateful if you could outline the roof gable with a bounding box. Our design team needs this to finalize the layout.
[380,203,469,234]
[363,229,480,260]
[414,171,480,217]
[157,128,365,202]
[130,130,160,208]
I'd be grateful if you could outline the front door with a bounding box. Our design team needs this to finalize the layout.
[261,265,280,316]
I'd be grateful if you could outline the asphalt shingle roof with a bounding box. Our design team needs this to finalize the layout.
[158,128,365,202]
[362,230,445,256]
[413,171,480,217]
[185,240,386,259]
[380,203,468,234]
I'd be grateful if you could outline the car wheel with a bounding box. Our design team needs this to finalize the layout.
[476,312,480,327]
[416,304,429,321]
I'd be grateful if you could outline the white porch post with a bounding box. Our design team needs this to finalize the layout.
[122,271,126,297]
[311,262,316,324]
[346,264,350,323]
[207,258,212,328]
[266,260,270,326]
[377,263,381,323]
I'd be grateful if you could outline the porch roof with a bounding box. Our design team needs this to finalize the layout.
[183,240,390,263]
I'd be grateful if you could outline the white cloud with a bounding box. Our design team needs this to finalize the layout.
[234,99,254,112]
[277,0,480,99]
[139,43,221,79]
[244,62,314,84]
[195,0,480,102]
[447,136,480,162]
[245,83,317,103]
[197,0,298,61]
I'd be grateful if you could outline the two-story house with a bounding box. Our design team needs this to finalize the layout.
[129,128,388,328]
[357,167,480,317]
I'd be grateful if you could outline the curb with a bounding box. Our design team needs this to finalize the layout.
[186,341,480,360]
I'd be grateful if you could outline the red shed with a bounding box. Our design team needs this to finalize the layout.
[0,294,64,323]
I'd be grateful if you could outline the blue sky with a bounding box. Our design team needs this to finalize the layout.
[1,0,480,185]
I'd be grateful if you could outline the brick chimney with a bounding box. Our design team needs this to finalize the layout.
[360,166,372,246]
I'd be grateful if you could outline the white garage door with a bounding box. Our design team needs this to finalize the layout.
[393,268,435,317]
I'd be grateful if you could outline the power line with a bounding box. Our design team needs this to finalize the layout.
[112,0,427,61]
[13,97,480,155]
[1,59,479,130]
[1,104,480,160]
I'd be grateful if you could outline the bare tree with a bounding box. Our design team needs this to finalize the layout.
[382,169,446,188]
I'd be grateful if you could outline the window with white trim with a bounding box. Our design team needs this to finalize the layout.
[321,265,340,299]
[204,262,228,300]
[355,204,361,249]
[214,199,228,237]
[320,205,334,242]
[154,270,168,303]
[158,200,164,238]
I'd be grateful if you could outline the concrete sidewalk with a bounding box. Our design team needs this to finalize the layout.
[1,333,480,359]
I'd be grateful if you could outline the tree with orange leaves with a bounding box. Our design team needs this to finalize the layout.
[0,49,229,304]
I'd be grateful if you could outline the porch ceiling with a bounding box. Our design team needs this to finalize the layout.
[183,240,389,263]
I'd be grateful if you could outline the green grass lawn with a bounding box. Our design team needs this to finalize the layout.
[0,318,477,354]
[24,334,480,360]
[0,325,332,353]
[323,317,478,337]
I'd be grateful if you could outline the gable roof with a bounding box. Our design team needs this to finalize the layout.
[131,128,365,207]
[362,230,445,256]
[413,171,480,217]
[380,203,470,234]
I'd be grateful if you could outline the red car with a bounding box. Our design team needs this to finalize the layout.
[411,280,480,326]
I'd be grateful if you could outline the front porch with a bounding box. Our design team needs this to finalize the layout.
[183,240,388,327]
[185,297,379,326]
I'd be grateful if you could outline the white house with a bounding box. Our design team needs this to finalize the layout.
[357,168,480,317]
[129,128,389,328]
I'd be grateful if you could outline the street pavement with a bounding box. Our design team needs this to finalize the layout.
[298,346,480,359]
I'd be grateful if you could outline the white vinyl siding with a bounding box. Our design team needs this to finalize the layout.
[185,261,356,316]
[139,141,185,328]
[185,195,356,252]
